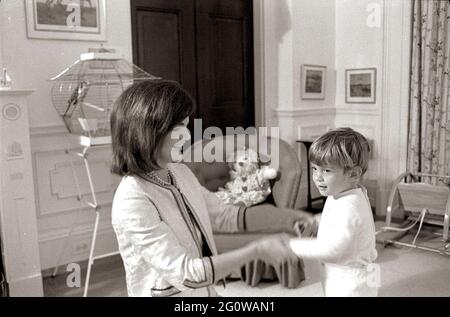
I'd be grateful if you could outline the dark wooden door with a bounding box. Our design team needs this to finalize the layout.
[130,0,197,99]
[131,0,254,133]
[196,0,254,131]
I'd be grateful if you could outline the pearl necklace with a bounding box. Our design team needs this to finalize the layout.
[148,169,172,186]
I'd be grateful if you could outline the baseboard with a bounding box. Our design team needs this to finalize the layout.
[39,227,118,271]
[8,273,44,297]
[41,253,122,278]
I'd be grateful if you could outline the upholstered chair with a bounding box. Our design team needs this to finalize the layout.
[183,134,306,288]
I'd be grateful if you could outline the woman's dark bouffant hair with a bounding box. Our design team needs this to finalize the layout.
[110,79,195,177]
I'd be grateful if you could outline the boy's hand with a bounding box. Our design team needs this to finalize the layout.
[294,215,319,238]
[277,208,316,235]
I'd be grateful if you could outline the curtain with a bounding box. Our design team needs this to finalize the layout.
[408,0,450,185]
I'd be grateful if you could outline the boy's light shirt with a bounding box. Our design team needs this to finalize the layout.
[289,185,377,268]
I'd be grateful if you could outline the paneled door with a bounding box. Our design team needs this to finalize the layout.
[131,0,254,134]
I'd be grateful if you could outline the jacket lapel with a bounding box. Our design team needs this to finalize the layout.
[169,164,218,256]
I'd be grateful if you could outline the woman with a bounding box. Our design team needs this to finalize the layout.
[110,80,306,297]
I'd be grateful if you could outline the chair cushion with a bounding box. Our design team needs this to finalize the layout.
[183,134,302,208]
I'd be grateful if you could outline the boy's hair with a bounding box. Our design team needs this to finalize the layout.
[110,79,195,177]
[309,127,371,175]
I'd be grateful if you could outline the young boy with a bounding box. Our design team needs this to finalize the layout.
[290,127,379,297]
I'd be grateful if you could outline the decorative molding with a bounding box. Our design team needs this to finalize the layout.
[376,0,411,216]
[30,124,67,137]
[38,219,113,244]
[339,124,376,139]
[379,0,392,187]
[29,123,118,271]
[297,124,331,141]
[0,89,43,296]
[398,0,411,175]
[253,0,266,128]
[49,160,113,200]
[335,106,381,117]
[0,89,35,96]
[33,148,118,217]
[273,107,336,117]
[39,224,117,270]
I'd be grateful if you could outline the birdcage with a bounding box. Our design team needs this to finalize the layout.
[48,52,159,297]
[50,52,158,143]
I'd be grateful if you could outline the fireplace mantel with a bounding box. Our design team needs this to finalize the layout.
[0,89,43,296]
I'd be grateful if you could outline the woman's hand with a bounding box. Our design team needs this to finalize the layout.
[253,233,298,267]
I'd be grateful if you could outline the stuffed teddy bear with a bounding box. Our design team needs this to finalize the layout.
[215,148,278,207]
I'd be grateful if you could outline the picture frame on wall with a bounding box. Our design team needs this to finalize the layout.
[25,0,107,41]
[301,64,326,100]
[345,68,377,104]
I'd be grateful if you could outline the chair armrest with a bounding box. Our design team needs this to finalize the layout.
[272,168,302,209]
[244,203,311,234]
[271,139,302,209]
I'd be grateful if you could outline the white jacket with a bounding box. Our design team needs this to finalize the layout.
[112,163,245,297]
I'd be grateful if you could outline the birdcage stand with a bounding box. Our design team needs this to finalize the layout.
[48,50,159,296]
[52,135,119,297]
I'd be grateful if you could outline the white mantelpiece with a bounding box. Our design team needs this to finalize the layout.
[0,89,43,296]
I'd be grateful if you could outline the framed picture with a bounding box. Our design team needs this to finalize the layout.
[301,65,326,100]
[345,68,377,104]
[25,0,106,41]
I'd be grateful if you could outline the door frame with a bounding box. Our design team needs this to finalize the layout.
[253,0,265,128]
